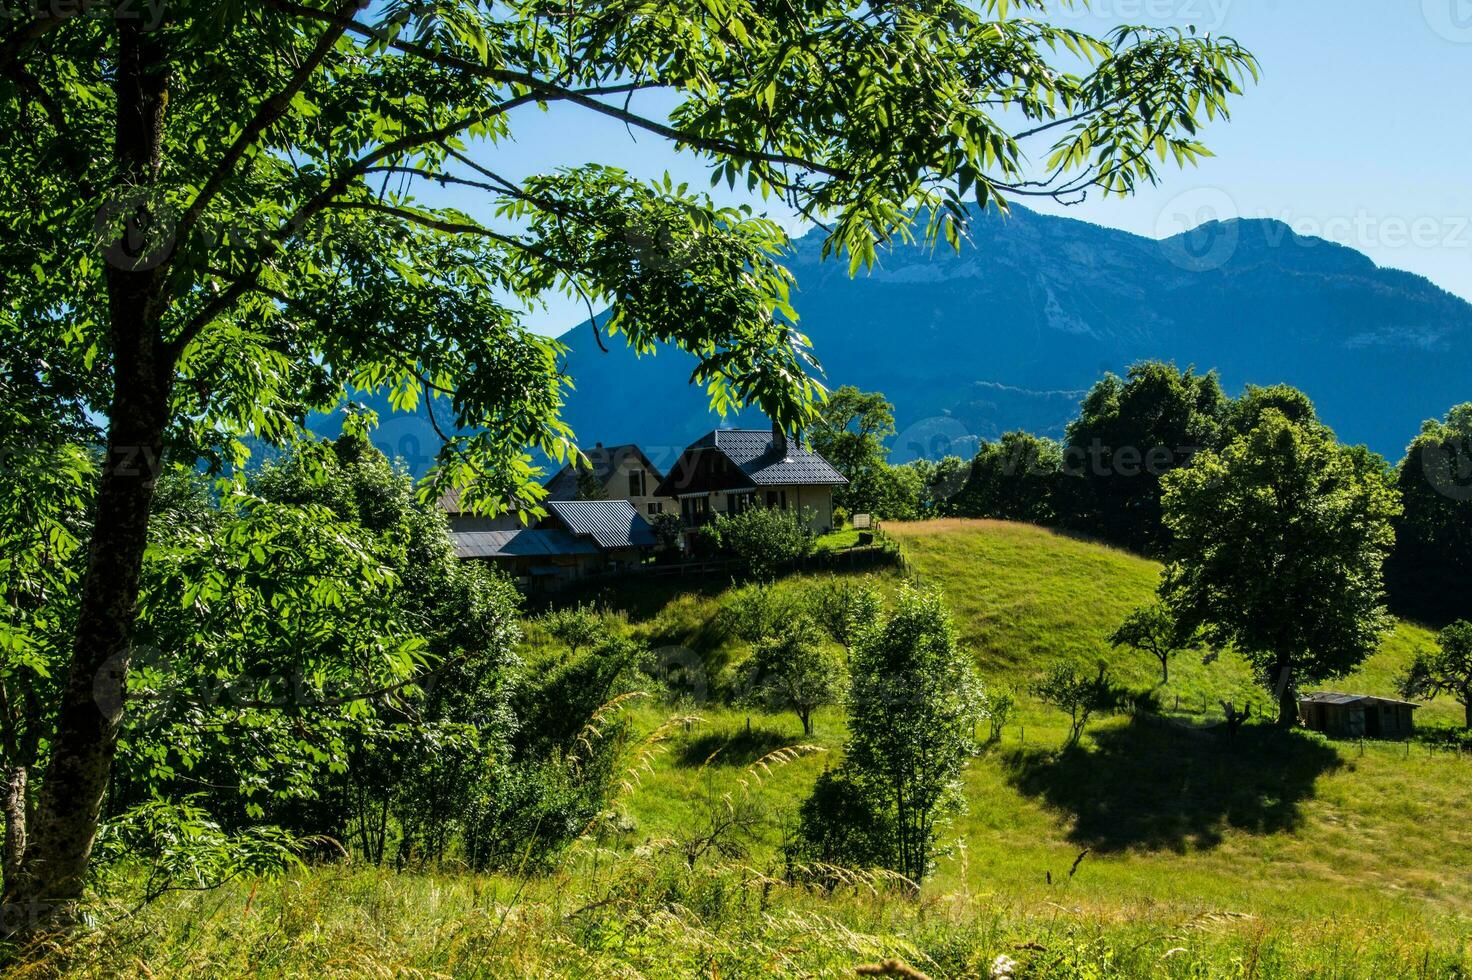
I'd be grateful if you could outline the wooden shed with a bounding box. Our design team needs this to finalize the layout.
[1298,692,1420,740]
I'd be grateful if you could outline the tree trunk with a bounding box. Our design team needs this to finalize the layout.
[1160,656,1169,685]
[4,18,172,939]
[1276,667,1298,728]
[1,766,26,902]
[1463,698,1471,731]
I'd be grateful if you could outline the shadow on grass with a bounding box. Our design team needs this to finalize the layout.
[1003,717,1342,853]
[677,725,795,768]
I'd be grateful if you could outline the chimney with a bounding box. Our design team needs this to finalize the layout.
[771,421,787,455]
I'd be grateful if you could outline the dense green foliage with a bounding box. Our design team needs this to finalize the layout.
[0,0,1257,926]
[954,431,1063,525]
[1159,411,1401,725]
[1399,620,1472,729]
[804,588,983,884]
[807,576,883,659]
[1386,404,1472,625]
[807,386,896,514]
[709,505,815,580]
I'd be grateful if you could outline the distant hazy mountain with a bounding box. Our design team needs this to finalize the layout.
[328,204,1472,472]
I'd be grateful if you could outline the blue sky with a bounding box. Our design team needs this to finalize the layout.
[434,1,1472,334]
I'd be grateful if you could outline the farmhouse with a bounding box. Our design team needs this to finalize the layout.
[449,498,656,590]
[543,442,674,518]
[1299,692,1420,740]
[654,425,848,536]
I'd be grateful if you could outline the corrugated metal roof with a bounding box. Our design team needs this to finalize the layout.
[546,499,657,549]
[1299,691,1422,709]
[450,528,598,560]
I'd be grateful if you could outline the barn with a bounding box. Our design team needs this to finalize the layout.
[1298,692,1420,740]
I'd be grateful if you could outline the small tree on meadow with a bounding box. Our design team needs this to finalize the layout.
[542,604,604,657]
[1110,602,1189,685]
[980,689,1016,744]
[1160,410,1400,727]
[844,587,983,884]
[1033,661,1119,748]
[808,577,882,661]
[1399,621,1472,729]
[738,618,843,735]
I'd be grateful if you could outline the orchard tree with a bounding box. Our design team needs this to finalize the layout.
[1399,621,1472,729]
[0,0,1256,930]
[1033,661,1118,748]
[541,604,604,657]
[1160,411,1400,727]
[738,618,843,735]
[1109,602,1188,685]
[808,576,882,661]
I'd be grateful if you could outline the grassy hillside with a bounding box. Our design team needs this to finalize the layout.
[61,521,1472,978]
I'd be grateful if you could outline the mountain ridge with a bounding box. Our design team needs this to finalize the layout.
[337,203,1472,471]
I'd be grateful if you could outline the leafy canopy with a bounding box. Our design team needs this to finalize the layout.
[1159,410,1400,723]
[2,0,1259,511]
[1399,621,1472,729]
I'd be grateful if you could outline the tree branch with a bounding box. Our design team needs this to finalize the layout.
[171,0,361,257]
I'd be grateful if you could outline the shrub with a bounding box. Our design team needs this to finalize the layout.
[650,511,684,553]
[693,521,724,558]
[787,769,895,878]
[714,506,814,580]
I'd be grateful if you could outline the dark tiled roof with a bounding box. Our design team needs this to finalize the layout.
[546,499,657,549]
[1299,692,1422,709]
[450,528,598,560]
[704,429,847,487]
[544,444,665,500]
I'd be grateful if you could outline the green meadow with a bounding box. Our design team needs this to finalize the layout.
[58,521,1472,978]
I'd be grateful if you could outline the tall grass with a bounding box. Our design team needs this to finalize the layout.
[46,520,1472,978]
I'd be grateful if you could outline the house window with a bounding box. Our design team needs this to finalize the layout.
[628,470,645,498]
[647,502,662,515]
[765,490,787,509]
[681,496,711,526]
